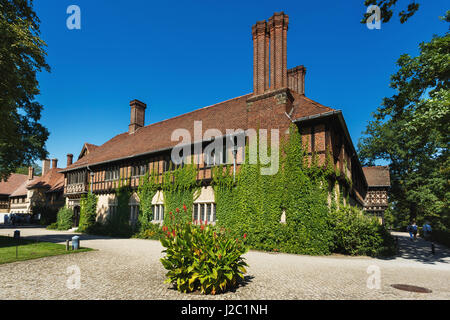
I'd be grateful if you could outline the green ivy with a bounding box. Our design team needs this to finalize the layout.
[137,171,159,230]
[162,162,200,226]
[77,191,98,233]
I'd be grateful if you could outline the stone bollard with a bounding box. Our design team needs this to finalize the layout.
[66,240,70,251]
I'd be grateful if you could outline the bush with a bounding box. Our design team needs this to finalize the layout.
[56,207,74,230]
[46,222,58,230]
[160,207,248,295]
[77,192,98,233]
[332,206,396,257]
[134,223,163,240]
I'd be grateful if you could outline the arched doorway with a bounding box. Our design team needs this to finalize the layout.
[73,206,81,228]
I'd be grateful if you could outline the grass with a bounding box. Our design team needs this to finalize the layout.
[0,236,92,265]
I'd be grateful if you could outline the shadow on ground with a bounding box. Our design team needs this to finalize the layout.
[381,232,449,265]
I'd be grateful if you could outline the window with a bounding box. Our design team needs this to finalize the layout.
[152,204,164,222]
[131,163,147,177]
[193,203,216,223]
[105,167,120,181]
[130,205,139,225]
[109,204,117,218]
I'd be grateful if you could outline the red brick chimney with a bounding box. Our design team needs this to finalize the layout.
[288,66,306,95]
[67,154,73,167]
[51,159,58,169]
[129,99,147,134]
[28,166,34,180]
[42,159,50,176]
[252,21,270,95]
[268,12,289,90]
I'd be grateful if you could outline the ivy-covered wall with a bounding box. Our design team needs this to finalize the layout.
[212,125,335,255]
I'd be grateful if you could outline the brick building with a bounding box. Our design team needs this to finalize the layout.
[60,12,368,227]
[363,166,391,223]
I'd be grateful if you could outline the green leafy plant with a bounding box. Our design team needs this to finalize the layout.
[77,191,98,233]
[56,207,74,230]
[332,206,396,256]
[160,206,248,295]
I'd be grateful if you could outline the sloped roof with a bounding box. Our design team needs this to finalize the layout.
[0,174,28,196]
[27,168,65,194]
[363,166,391,187]
[62,91,336,172]
[78,143,99,160]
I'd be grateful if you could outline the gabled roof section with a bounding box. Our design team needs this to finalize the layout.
[363,166,391,187]
[0,174,28,196]
[78,143,99,160]
[27,168,65,194]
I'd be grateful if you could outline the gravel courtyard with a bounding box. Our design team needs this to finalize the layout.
[0,227,448,300]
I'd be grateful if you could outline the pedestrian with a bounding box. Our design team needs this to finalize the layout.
[423,221,432,241]
[412,221,418,240]
[407,222,414,241]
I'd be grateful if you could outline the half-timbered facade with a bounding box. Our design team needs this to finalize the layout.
[363,166,390,223]
[60,12,368,227]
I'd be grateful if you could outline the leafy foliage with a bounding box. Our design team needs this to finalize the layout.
[361,0,420,24]
[32,205,57,226]
[358,19,449,231]
[213,125,335,255]
[55,206,74,230]
[160,209,248,295]
[0,0,50,180]
[137,172,159,230]
[162,162,200,227]
[77,191,98,233]
[332,206,396,256]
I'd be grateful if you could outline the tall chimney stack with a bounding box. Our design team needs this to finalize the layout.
[129,99,147,134]
[51,159,58,169]
[252,21,270,95]
[268,12,289,90]
[28,166,34,180]
[67,154,74,167]
[288,66,306,95]
[42,159,50,176]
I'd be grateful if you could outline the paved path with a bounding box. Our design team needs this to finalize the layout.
[0,227,449,300]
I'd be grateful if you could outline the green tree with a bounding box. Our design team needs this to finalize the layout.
[14,163,42,176]
[0,0,50,181]
[358,15,449,228]
[361,0,420,24]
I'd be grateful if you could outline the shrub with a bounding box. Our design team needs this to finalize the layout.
[160,207,249,295]
[46,222,58,230]
[134,223,163,240]
[77,192,98,233]
[332,206,396,257]
[56,207,74,230]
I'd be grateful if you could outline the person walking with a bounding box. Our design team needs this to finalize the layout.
[412,221,418,240]
[423,222,432,241]
[407,222,414,241]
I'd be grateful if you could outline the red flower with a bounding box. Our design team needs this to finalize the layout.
[244,233,247,240]
[169,211,173,215]
[162,226,168,232]
[172,230,176,237]
[176,208,180,213]
[201,225,205,231]
[166,231,171,237]
[183,204,187,212]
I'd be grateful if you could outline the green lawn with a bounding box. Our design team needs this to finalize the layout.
[0,236,92,265]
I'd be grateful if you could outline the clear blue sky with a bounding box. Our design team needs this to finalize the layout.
[33,0,448,168]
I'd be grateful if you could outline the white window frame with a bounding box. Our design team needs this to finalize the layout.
[193,203,216,224]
